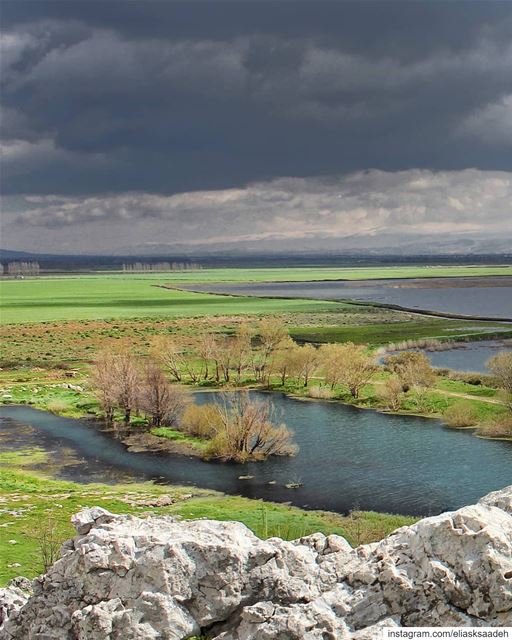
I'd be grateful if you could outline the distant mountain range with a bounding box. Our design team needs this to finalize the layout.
[112,233,512,257]
[1,246,511,271]
[3,229,512,261]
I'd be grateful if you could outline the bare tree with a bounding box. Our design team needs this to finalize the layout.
[91,349,119,425]
[269,336,296,387]
[139,360,191,427]
[257,319,289,382]
[289,343,319,387]
[230,325,254,384]
[385,351,436,409]
[209,392,297,462]
[209,336,233,383]
[154,337,186,382]
[198,333,216,380]
[380,376,404,411]
[113,353,140,426]
[335,342,377,399]
[487,351,512,411]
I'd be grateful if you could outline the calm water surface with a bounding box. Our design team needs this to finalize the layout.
[2,392,512,516]
[187,279,512,319]
[389,340,512,374]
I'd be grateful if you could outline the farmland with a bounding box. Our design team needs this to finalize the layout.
[0,275,347,324]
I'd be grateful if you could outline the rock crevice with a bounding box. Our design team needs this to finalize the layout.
[2,487,512,639]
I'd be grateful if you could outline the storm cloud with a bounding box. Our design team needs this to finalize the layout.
[1,1,511,253]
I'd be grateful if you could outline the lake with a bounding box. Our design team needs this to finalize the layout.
[388,339,512,374]
[2,392,512,517]
[185,276,512,319]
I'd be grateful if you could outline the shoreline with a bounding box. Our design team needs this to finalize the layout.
[1,372,509,461]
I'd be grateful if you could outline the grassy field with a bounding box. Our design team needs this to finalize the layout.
[3,311,508,370]
[0,276,350,324]
[2,265,512,324]
[88,265,512,283]
[290,321,512,347]
[0,453,416,586]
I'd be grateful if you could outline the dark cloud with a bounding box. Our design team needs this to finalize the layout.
[1,1,511,252]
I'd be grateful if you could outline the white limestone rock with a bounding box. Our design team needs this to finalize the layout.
[2,487,512,639]
[0,588,27,629]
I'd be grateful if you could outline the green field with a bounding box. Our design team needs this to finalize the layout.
[32,264,512,283]
[290,321,512,346]
[112,265,512,282]
[0,276,347,324]
[2,265,511,324]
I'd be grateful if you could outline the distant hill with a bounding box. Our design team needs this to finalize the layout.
[1,248,511,272]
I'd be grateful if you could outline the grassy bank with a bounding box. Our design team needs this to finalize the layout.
[290,321,512,347]
[0,452,416,587]
[1,360,508,450]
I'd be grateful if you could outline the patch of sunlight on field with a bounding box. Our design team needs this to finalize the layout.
[0,276,344,324]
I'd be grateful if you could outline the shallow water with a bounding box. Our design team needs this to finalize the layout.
[388,340,512,374]
[2,392,512,516]
[186,278,512,319]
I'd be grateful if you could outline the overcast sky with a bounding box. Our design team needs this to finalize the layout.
[1,0,511,255]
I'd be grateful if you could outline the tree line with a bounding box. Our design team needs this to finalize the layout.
[155,320,379,399]
[1,261,40,276]
[122,262,202,272]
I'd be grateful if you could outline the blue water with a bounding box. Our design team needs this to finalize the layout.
[389,340,512,374]
[2,392,512,516]
[186,278,512,320]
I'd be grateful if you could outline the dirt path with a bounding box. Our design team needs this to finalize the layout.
[434,389,504,405]
[369,378,504,405]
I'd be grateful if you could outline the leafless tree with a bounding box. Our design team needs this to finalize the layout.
[230,325,254,384]
[91,349,118,425]
[198,333,216,380]
[154,337,186,382]
[385,351,436,409]
[209,336,233,383]
[209,392,297,462]
[333,342,378,399]
[380,376,404,411]
[112,353,140,426]
[289,343,319,387]
[487,351,512,411]
[139,360,191,427]
[257,319,289,382]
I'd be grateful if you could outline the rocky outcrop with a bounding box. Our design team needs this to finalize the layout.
[2,488,512,639]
